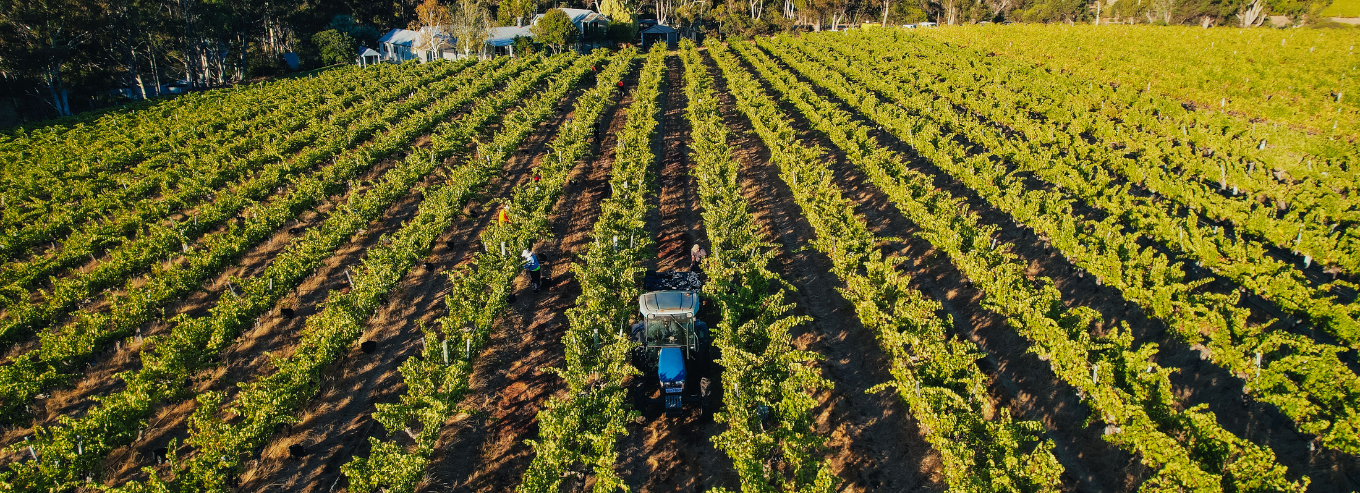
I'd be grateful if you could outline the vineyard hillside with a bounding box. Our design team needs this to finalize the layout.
[0,26,1357,493]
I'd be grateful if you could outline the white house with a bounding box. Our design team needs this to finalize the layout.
[530,8,610,49]
[486,25,534,57]
[377,27,453,62]
[357,47,381,66]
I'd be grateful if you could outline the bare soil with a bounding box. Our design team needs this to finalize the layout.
[233,84,590,493]
[414,66,640,493]
[747,40,1360,491]
[0,153,406,468]
[614,52,740,493]
[703,48,946,492]
[101,146,445,487]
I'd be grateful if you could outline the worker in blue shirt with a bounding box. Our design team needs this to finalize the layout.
[521,249,543,293]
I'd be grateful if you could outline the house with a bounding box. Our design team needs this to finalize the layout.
[377,27,453,62]
[486,26,534,57]
[357,47,381,66]
[640,24,677,50]
[530,8,610,49]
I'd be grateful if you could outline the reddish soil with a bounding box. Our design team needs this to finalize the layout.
[614,52,740,492]
[0,76,466,455]
[703,48,945,492]
[0,149,408,466]
[413,66,640,493]
[744,41,1360,491]
[233,82,591,493]
[8,48,1354,493]
[102,145,448,487]
[0,74,491,482]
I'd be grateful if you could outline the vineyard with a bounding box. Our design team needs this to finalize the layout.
[0,25,1357,492]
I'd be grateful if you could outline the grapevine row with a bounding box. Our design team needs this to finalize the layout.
[816,33,1360,349]
[342,48,632,493]
[678,40,837,493]
[721,38,1306,491]
[517,44,667,493]
[0,61,458,313]
[914,25,1360,147]
[0,57,529,423]
[904,28,1360,235]
[0,54,558,493]
[0,64,415,260]
[711,39,1069,491]
[849,31,1360,280]
[0,60,470,343]
[110,53,588,493]
[774,33,1360,454]
[0,64,380,197]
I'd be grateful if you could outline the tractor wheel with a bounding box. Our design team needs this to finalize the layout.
[698,342,714,376]
[632,381,650,415]
[699,377,714,418]
[630,345,646,370]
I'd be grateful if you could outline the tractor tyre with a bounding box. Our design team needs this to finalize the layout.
[632,381,650,416]
[699,376,714,418]
[630,345,647,370]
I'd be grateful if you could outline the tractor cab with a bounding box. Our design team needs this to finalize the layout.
[631,271,712,417]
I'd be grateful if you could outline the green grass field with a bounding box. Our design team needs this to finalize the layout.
[1321,0,1360,17]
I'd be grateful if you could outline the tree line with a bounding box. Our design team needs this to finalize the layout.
[0,0,1337,126]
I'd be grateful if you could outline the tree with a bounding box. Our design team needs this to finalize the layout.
[450,0,490,58]
[531,8,578,53]
[749,0,767,19]
[498,0,539,26]
[313,29,357,65]
[600,0,638,41]
[608,21,637,44]
[412,0,453,61]
[512,34,537,54]
[1238,0,1265,25]
[328,15,382,46]
[1091,0,1117,23]
[0,0,103,116]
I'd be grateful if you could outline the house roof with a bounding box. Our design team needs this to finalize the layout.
[358,47,381,57]
[486,26,533,47]
[378,28,421,46]
[377,27,450,48]
[531,8,609,27]
[641,24,676,34]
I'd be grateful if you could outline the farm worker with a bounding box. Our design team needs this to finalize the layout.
[690,243,707,272]
[522,249,543,293]
[498,204,512,224]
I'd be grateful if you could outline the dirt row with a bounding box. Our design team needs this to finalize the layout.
[0,135,411,465]
[0,67,533,483]
[615,51,738,492]
[0,66,464,364]
[413,65,642,492]
[233,79,594,492]
[0,66,481,455]
[702,48,947,492]
[104,122,500,485]
[738,41,1360,490]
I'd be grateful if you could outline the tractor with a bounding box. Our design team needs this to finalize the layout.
[630,271,713,417]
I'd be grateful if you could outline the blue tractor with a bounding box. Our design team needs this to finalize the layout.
[630,271,713,417]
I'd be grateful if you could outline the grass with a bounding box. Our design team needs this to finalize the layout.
[1320,0,1360,17]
